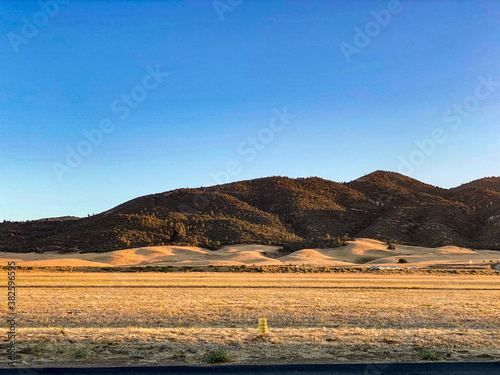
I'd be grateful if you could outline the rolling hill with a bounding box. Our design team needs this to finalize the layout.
[2,171,500,253]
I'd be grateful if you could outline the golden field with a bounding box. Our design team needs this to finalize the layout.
[1,271,499,367]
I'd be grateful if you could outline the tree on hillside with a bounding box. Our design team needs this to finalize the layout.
[172,222,187,241]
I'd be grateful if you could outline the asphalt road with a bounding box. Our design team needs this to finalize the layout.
[1,362,499,375]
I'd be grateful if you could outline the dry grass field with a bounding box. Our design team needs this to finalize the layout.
[1,272,500,367]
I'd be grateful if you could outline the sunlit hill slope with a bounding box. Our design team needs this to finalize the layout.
[2,171,500,253]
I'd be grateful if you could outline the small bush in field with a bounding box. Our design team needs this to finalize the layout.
[203,347,232,364]
[419,348,439,361]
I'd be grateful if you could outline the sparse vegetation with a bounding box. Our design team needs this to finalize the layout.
[398,258,408,263]
[30,342,48,356]
[419,348,439,361]
[69,345,90,359]
[202,347,232,364]
[9,271,500,367]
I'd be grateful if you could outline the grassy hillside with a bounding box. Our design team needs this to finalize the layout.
[2,171,500,253]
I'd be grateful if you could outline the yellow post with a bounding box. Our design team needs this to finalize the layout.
[258,316,268,335]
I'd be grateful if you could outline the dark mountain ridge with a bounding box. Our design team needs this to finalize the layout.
[450,176,500,193]
[2,171,500,253]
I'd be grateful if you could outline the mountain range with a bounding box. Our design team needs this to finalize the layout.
[2,170,500,253]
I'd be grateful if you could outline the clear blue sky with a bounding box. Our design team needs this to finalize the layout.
[1,0,500,221]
